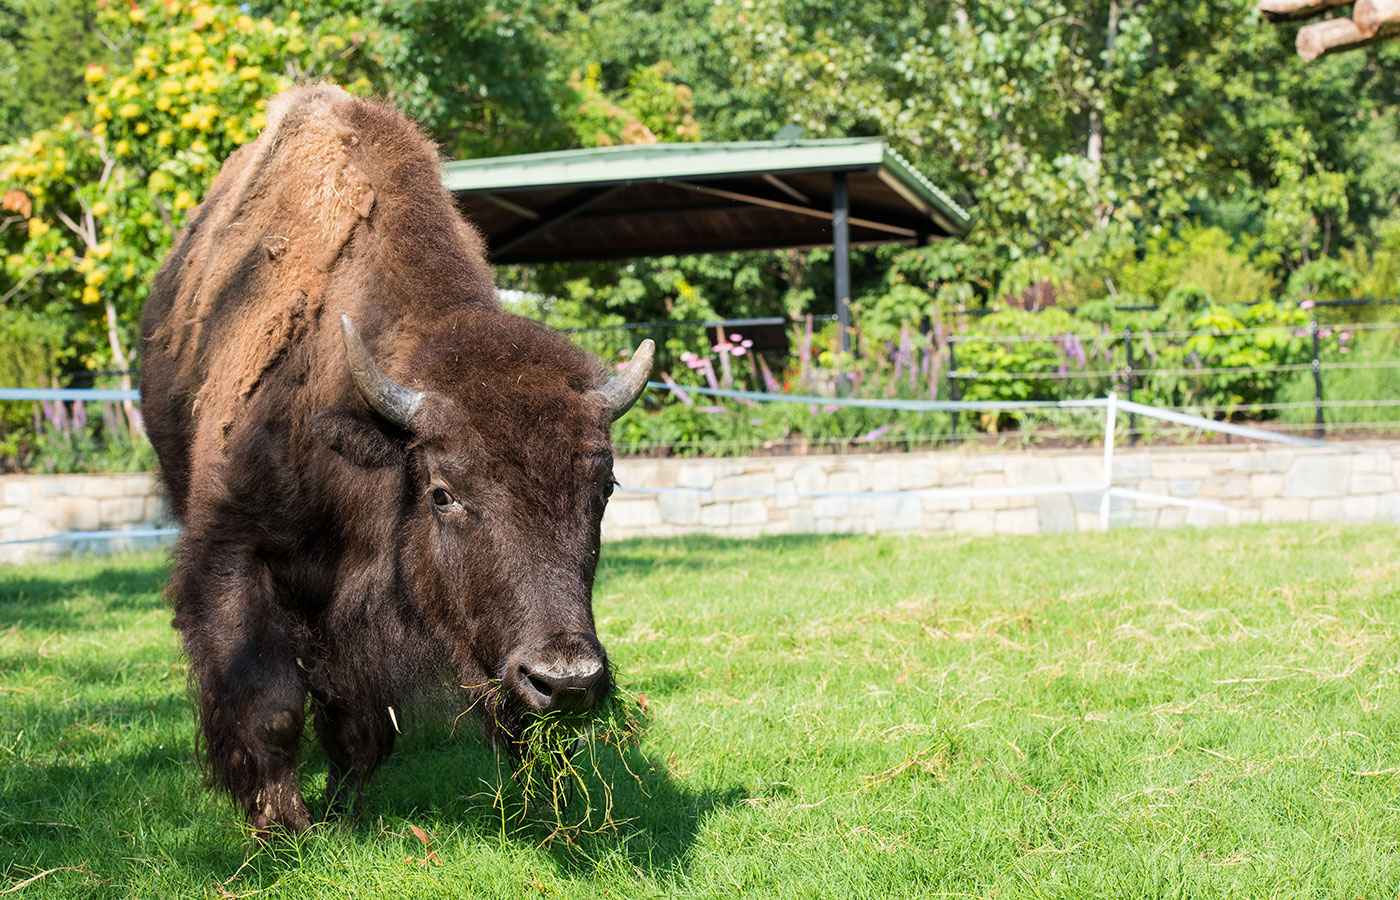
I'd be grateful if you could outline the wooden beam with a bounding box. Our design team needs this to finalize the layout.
[1296,15,1398,59]
[1258,0,1351,21]
[1354,0,1400,35]
[486,186,623,261]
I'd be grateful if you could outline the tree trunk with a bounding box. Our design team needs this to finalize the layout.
[104,299,145,440]
[1258,0,1351,21]
[1353,0,1400,35]
[1296,16,1398,59]
[1087,0,1120,227]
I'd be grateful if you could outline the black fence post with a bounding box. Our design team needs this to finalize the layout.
[1123,326,1136,447]
[1311,318,1325,439]
[947,336,961,441]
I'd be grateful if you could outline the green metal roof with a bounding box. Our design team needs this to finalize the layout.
[441,138,970,236]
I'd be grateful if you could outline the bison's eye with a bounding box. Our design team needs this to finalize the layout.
[431,487,457,508]
[604,476,618,499]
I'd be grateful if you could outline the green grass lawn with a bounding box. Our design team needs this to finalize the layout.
[3,524,1400,898]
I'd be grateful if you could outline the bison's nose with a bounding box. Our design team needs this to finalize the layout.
[510,657,606,714]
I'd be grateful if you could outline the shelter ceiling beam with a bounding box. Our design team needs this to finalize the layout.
[670,179,922,238]
[478,192,539,221]
[486,186,624,261]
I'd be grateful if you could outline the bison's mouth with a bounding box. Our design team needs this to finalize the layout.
[474,669,615,762]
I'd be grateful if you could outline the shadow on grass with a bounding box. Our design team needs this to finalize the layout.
[350,718,746,879]
[0,560,171,633]
[0,689,741,890]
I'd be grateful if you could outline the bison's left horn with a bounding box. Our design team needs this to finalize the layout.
[593,339,655,421]
[341,314,424,429]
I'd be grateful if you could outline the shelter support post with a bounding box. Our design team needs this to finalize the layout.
[832,172,851,355]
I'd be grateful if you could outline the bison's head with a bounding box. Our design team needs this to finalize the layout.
[318,314,652,748]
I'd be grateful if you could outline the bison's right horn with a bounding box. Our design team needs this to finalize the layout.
[591,339,655,421]
[341,315,424,429]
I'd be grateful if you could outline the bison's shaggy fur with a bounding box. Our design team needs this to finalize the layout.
[141,85,637,833]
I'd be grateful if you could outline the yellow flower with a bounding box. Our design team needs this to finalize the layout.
[95,102,112,121]
[161,79,183,95]
[84,64,106,83]
[238,65,261,81]
[94,241,112,259]
[82,285,100,305]
[156,95,171,112]
[86,268,107,287]
[157,130,173,148]
[122,262,137,279]
[129,6,146,23]
[77,255,95,273]
[91,122,106,137]
[173,190,196,211]
[149,171,173,192]
[92,201,110,217]
[114,139,131,156]
[27,218,49,239]
[249,111,266,131]
[119,103,140,119]
[134,122,150,135]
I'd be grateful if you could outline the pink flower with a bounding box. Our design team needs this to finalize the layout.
[1300,300,1316,310]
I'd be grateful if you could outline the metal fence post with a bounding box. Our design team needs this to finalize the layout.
[947,336,961,440]
[1123,326,1136,447]
[1099,391,1118,531]
[1311,318,1325,440]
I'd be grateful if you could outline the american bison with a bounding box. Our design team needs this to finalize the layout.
[139,84,652,833]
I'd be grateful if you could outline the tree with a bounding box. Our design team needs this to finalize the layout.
[0,0,373,434]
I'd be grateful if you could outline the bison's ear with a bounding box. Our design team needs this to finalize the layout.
[312,407,403,468]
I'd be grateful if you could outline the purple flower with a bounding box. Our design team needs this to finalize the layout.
[1300,300,1316,310]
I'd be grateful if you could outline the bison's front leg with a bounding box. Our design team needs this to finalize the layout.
[171,548,312,834]
[312,683,396,818]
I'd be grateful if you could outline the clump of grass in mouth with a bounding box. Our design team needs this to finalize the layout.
[461,681,649,843]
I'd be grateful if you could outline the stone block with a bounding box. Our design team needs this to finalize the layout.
[1249,474,1284,499]
[1351,474,1395,495]
[1282,456,1351,498]
[873,496,923,531]
[897,458,940,490]
[1036,494,1076,534]
[793,465,828,495]
[828,471,862,495]
[922,491,971,512]
[870,462,900,493]
[787,508,816,532]
[812,496,849,519]
[1168,479,1201,497]
[2,481,30,506]
[713,472,777,495]
[1261,498,1310,523]
[1379,493,1400,522]
[995,507,1040,535]
[0,507,21,527]
[98,497,145,527]
[676,466,716,490]
[1185,505,1231,528]
[731,499,768,526]
[605,499,661,529]
[1112,455,1151,480]
[700,503,732,528]
[950,509,996,535]
[57,496,100,532]
[1056,457,1104,484]
[85,478,126,499]
[658,491,700,525]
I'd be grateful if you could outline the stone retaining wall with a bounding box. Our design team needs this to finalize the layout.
[0,472,172,564]
[602,442,1400,540]
[2,442,1396,563]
